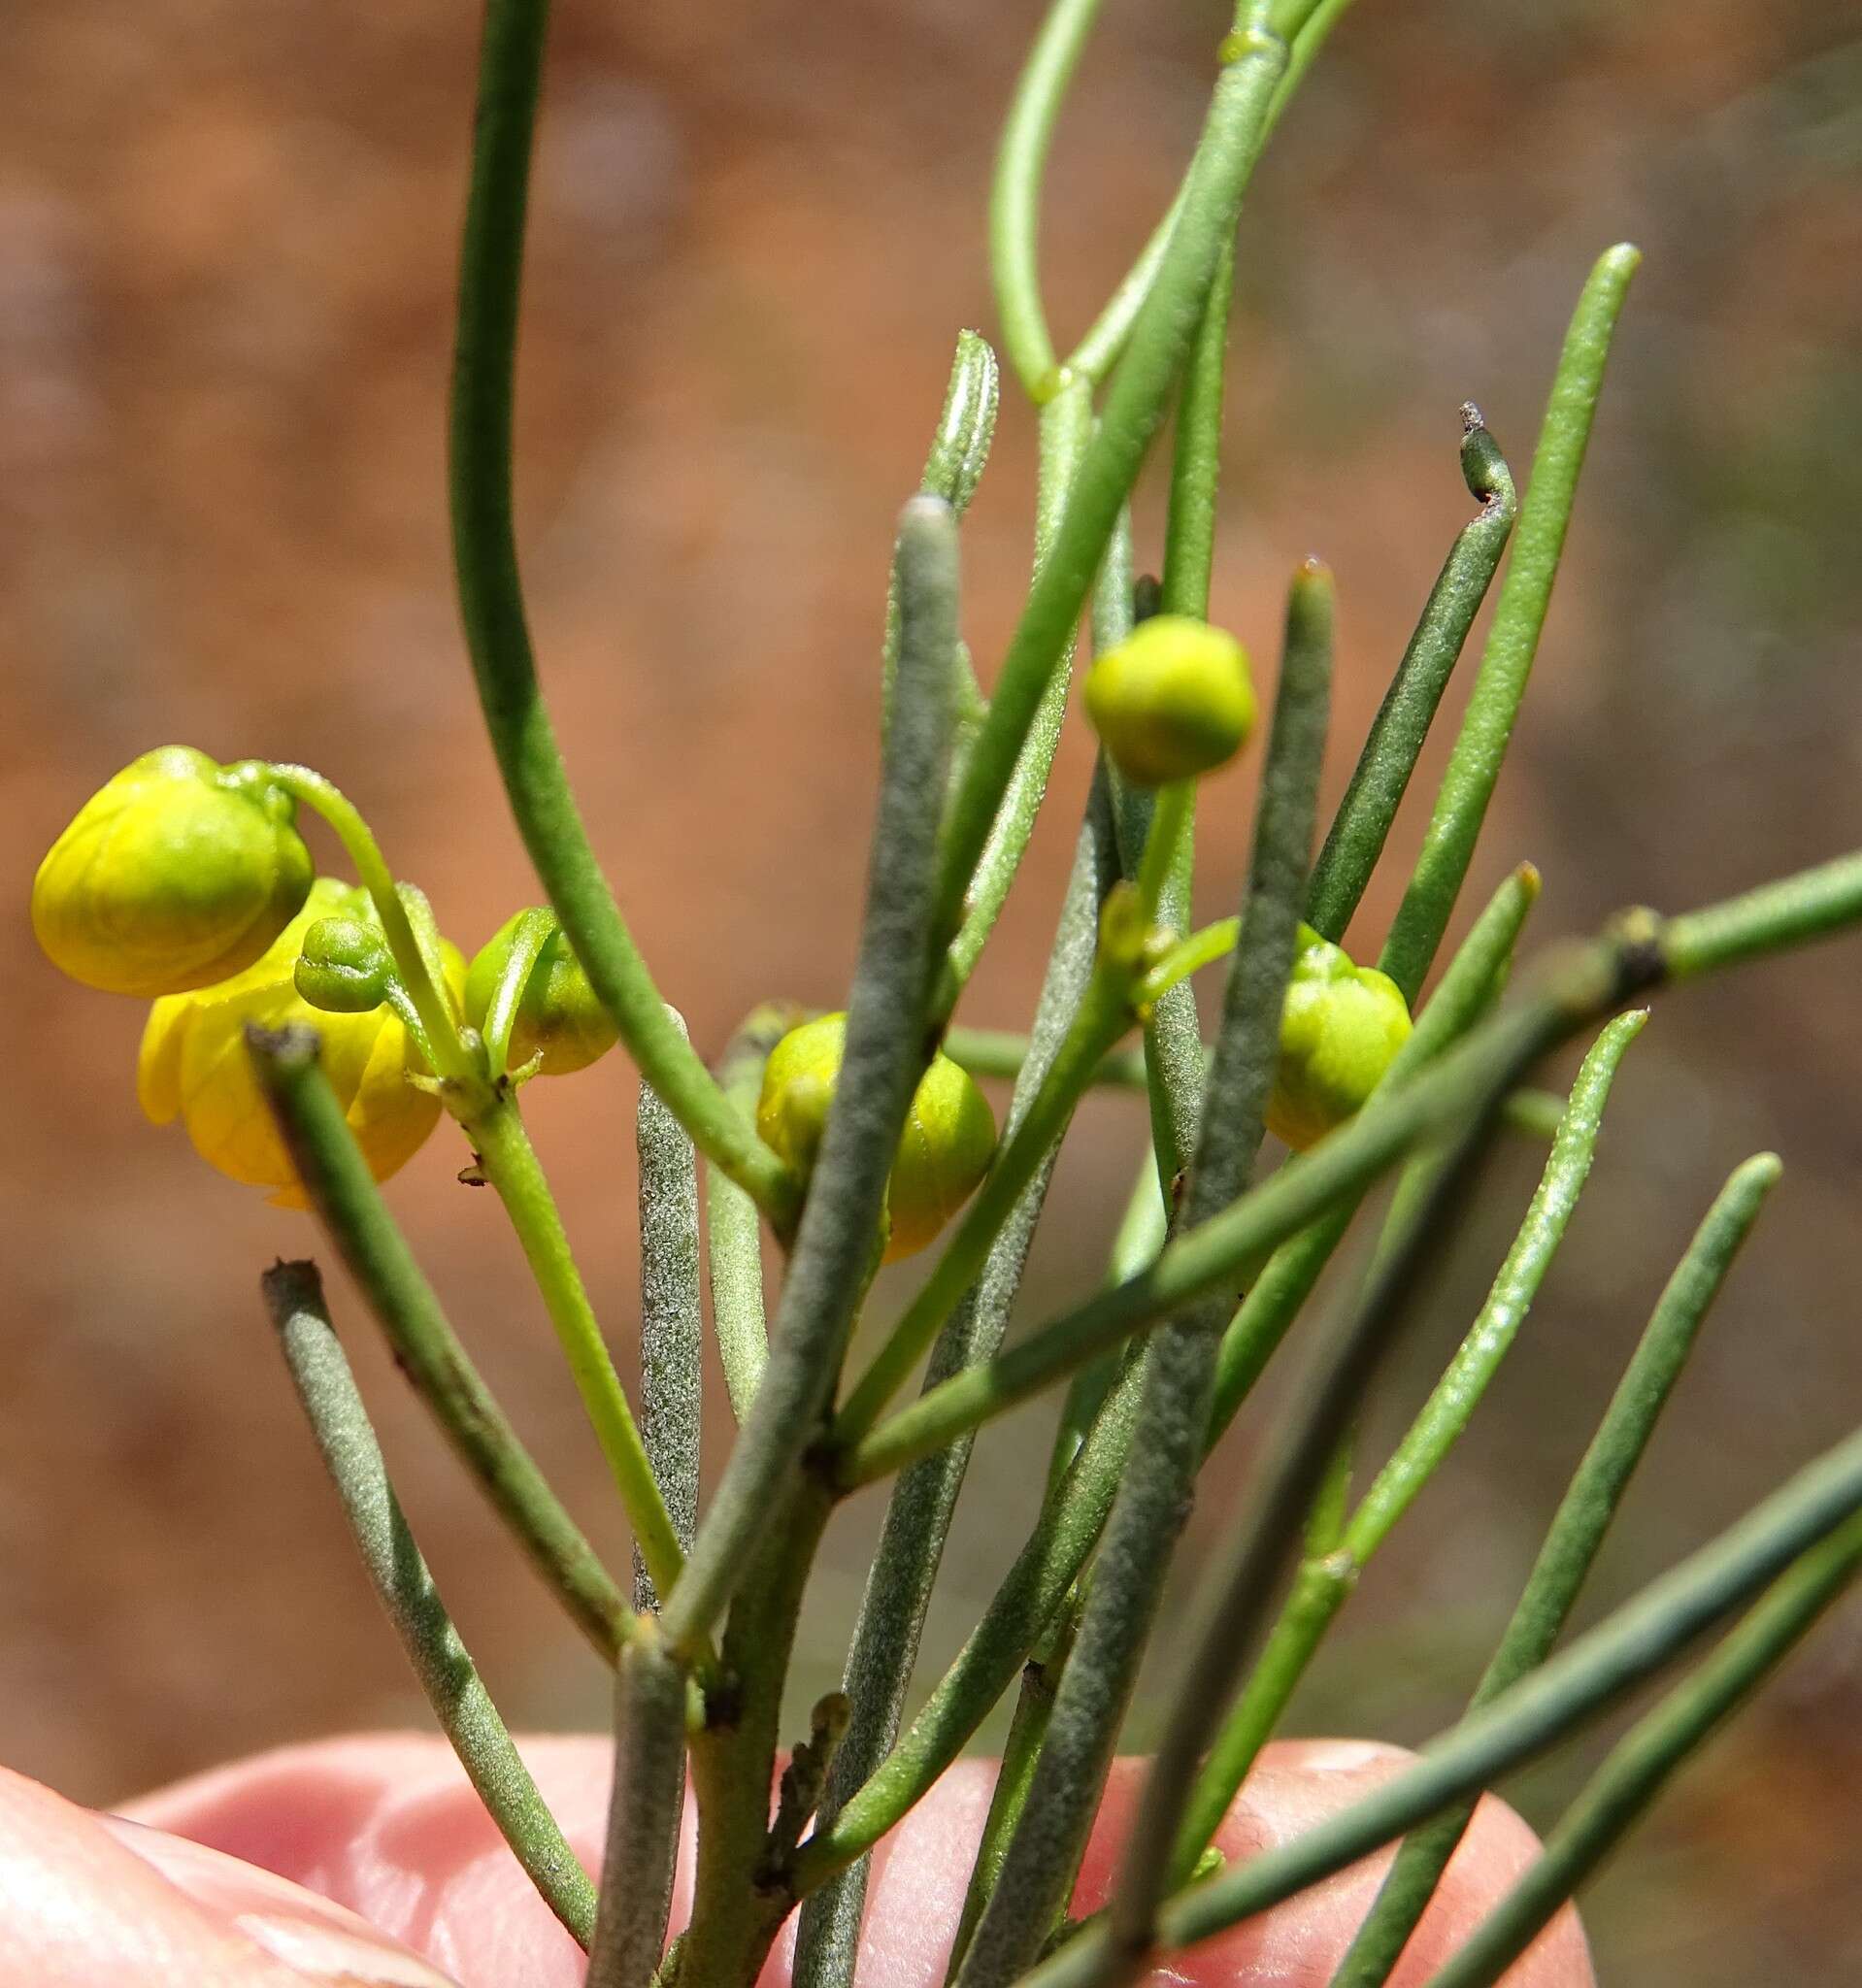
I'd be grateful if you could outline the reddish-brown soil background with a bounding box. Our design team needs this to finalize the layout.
[5,2,1860,1979]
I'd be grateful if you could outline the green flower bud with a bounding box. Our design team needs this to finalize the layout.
[294,915,395,1013]
[463,910,618,1077]
[138,878,463,1209]
[755,1012,998,1262]
[33,746,316,997]
[1267,923,1413,1150]
[1082,615,1256,788]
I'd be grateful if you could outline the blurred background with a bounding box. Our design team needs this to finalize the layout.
[4,0,1860,1978]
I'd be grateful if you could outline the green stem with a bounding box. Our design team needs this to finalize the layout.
[945,1028,1149,1090]
[683,1485,833,1988]
[1067,0,1358,385]
[660,498,959,1661]
[1068,187,1186,387]
[933,17,1288,968]
[248,1025,631,1663]
[948,1606,1080,1982]
[1664,847,1862,976]
[1205,862,1538,1447]
[1421,1512,1862,1988]
[467,1095,687,1612]
[261,1260,598,1947]
[1329,1150,1782,1988]
[1167,1010,1646,1883]
[988,0,1113,400]
[587,1620,688,1988]
[1347,1010,1648,1557]
[1140,238,1237,1202]
[846,906,1584,1493]
[1264,0,1362,133]
[939,375,1094,1008]
[1019,1319,1862,1988]
[1304,413,1515,943]
[1113,1062,1520,1961]
[707,1006,796,1422]
[954,558,1333,1988]
[447,0,795,1229]
[794,770,1123,1988]
[636,1032,703,1609]
[792,1353,1149,1897]
[835,962,1135,1442]
[267,764,472,1082]
[1379,245,1641,1004]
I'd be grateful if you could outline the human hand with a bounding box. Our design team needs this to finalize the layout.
[0,1735,1591,1986]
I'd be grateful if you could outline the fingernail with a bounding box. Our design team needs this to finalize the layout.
[1294,1739,1396,1774]
[234,1910,457,1984]
[104,1817,457,1984]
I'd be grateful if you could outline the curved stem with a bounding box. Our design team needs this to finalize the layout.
[247,1025,631,1664]
[988,0,1112,399]
[447,0,795,1229]
[263,1260,599,1947]
[933,19,1289,972]
[267,763,471,1082]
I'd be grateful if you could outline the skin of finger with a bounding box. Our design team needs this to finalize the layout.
[0,1764,452,1987]
[122,1734,1593,1988]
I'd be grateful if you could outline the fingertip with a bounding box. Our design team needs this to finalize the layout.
[1074,1741,1594,1988]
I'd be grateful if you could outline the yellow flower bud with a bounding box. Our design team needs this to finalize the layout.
[755,1012,997,1262]
[463,910,618,1077]
[1267,924,1413,1150]
[138,878,463,1208]
[33,747,315,997]
[1082,615,1256,788]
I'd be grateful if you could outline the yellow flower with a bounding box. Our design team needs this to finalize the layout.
[138,878,462,1208]
[33,746,314,997]
[1267,924,1413,1150]
[756,1012,997,1261]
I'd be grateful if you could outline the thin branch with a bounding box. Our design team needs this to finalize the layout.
[248,1027,631,1663]
[261,1259,598,1946]
[1329,1150,1782,1987]
[1305,413,1515,944]
[447,0,794,1226]
[1421,1511,1862,1988]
